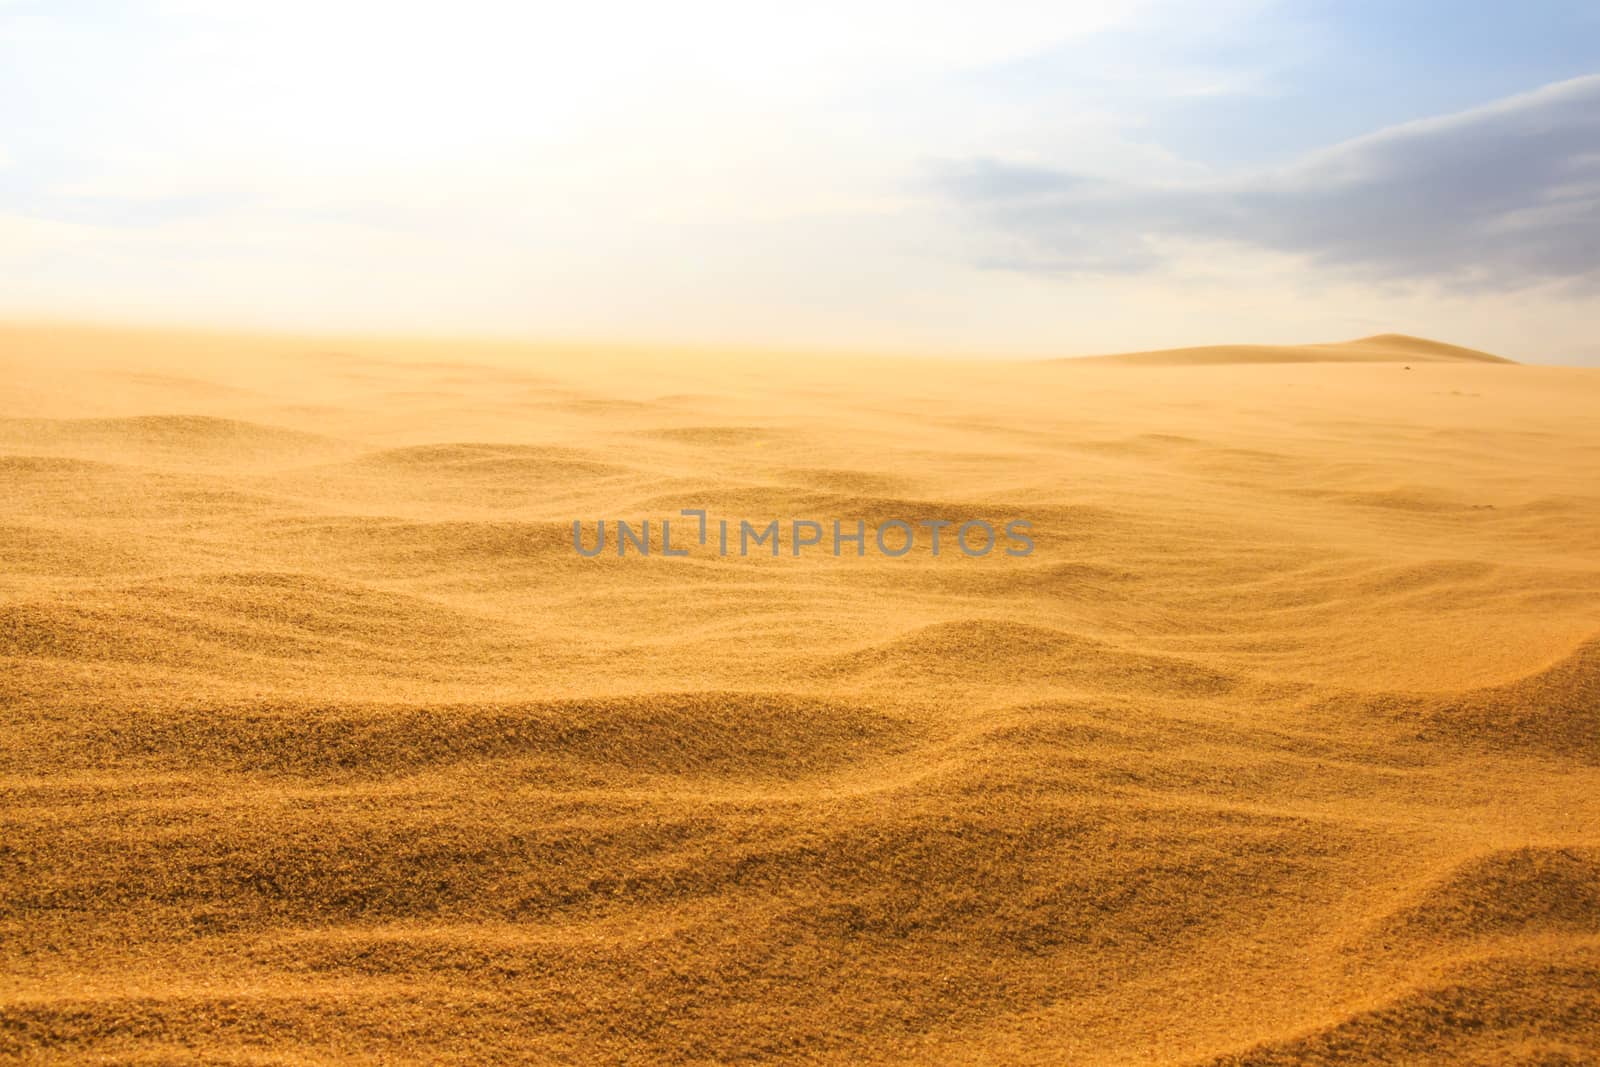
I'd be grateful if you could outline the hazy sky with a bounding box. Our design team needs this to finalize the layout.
[4,1,1599,360]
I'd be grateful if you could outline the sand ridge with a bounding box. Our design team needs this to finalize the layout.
[1068,333,1516,366]
[2,322,1598,1065]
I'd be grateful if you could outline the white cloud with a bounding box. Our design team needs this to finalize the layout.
[941,75,1600,290]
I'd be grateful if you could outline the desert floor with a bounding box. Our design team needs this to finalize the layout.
[2,324,1598,1065]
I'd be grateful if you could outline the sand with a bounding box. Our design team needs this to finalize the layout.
[2,322,1597,1065]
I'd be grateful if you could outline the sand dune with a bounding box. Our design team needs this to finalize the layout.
[2,323,1598,1065]
[1073,333,1515,366]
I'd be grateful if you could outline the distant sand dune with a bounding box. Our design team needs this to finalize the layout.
[1071,333,1515,366]
[1,323,1597,1065]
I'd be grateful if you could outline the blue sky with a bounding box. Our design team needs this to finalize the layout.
[1058,0,1600,166]
[2,1,1598,361]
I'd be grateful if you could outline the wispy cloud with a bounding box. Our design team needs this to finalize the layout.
[940,74,1600,290]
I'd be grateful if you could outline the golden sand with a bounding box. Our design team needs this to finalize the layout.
[2,323,1597,1065]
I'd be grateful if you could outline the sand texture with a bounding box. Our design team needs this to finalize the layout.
[3,324,1599,1065]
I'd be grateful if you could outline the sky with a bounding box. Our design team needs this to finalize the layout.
[3,0,1599,361]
